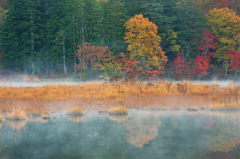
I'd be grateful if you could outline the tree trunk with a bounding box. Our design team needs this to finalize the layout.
[73,14,76,76]
[31,10,35,75]
[63,34,67,74]
[81,7,84,43]
[224,59,229,76]
[31,61,35,75]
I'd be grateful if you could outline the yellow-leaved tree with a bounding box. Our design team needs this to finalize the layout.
[207,8,240,75]
[207,8,240,60]
[124,14,167,79]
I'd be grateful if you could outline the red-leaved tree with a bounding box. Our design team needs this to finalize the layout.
[76,42,113,78]
[192,55,210,78]
[145,70,164,79]
[117,53,140,80]
[227,50,240,71]
[170,52,191,79]
[189,29,217,78]
[198,29,218,57]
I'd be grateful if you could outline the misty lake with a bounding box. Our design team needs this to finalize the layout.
[0,109,240,159]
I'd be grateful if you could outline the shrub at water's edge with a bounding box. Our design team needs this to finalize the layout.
[0,114,2,121]
[41,113,50,119]
[6,109,27,120]
[29,109,48,118]
[67,107,84,116]
[109,107,128,115]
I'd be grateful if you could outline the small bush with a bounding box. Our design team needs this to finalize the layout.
[0,114,2,121]
[6,109,27,120]
[67,107,84,116]
[116,98,125,105]
[24,105,32,112]
[23,75,31,82]
[211,96,219,101]
[210,101,240,110]
[41,113,50,119]
[29,109,48,117]
[1,106,11,112]
[109,107,128,115]
[32,76,40,82]
[60,74,68,78]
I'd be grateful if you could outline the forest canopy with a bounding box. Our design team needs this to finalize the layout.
[0,0,239,80]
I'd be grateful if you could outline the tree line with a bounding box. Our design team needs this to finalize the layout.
[0,0,239,80]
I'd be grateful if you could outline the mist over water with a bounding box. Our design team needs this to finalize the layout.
[0,110,239,159]
[0,81,104,87]
[0,80,238,87]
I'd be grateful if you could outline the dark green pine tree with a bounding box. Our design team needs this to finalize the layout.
[174,0,206,60]
[141,0,180,60]
[1,0,28,71]
[41,0,75,75]
[54,0,84,75]
[0,0,45,73]
[141,0,177,33]
[123,0,143,16]
[23,0,45,75]
[97,0,128,53]
[83,0,96,42]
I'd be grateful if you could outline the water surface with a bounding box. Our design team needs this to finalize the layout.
[0,110,240,159]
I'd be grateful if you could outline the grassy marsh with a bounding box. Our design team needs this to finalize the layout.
[0,81,239,111]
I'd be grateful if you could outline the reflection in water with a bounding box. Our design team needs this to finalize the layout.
[161,118,178,131]
[203,112,240,153]
[0,110,239,158]
[124,111,161,148]
[29,118,49,123]
[208,137,240,153]
[109,115,128,122]
[0,141,7,159]
[6,120,27,146]
[67,115,84,123]
[6,120,27,131]
[0,121,8,159]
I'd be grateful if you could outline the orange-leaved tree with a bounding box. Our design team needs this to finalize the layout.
[124,14,167,79]
[76,42,113,79]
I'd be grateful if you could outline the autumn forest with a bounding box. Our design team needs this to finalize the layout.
[0,0,239,80]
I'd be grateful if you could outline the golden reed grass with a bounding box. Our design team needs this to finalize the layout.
[6,109,27,120]
[67,107,84,116]
[0,81,239,109]
[109,107,128,115]
[0,82,221,99]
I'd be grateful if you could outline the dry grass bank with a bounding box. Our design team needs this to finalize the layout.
[0,81,239,111]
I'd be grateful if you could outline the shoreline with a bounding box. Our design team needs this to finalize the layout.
[0,79,239,87]
[0,81,239,112]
